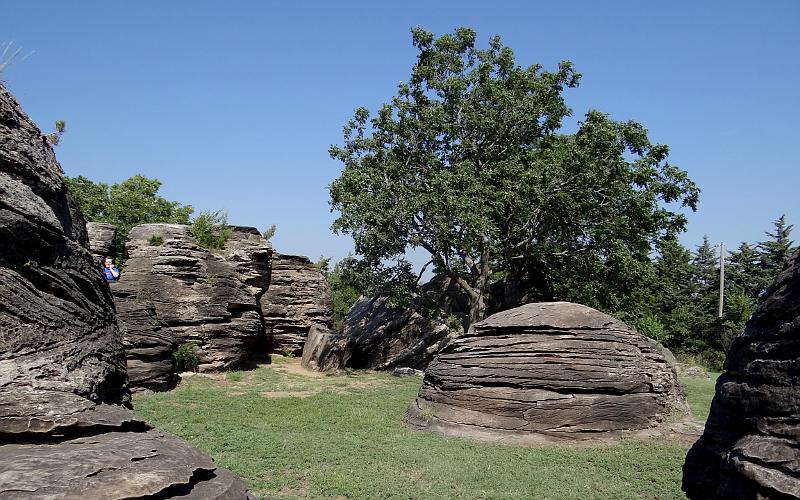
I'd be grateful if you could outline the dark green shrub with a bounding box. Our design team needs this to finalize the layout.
[148,234,164,246]
[191,210,232,250]
[174,343,199,372]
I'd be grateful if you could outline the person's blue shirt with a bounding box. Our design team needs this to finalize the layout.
[103,265,120,281]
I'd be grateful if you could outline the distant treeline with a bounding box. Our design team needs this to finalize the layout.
[617,215,795,369]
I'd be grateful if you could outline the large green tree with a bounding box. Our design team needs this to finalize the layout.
[329,27,699,323]
[66,174,193,254]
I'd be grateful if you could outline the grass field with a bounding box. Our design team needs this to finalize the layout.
[134,357,718,499]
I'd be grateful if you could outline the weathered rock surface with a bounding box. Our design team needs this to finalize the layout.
[112,223,271,379]
[683,249,800,499]
[0,83,128,427]
[0,429,253,499]
[86,221,116,263]
[301,296,455,371]
[0,83,252,498]
[405,302,689,443]
[260,252,332,355]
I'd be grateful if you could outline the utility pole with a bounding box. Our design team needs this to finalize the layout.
[718,242,725,318]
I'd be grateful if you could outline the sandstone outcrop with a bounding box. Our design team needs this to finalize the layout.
[301,296,455,371]
[260,252,333,355]
[683,249,800,499]
[0,83,252,498]
[405,302,689,443]
[86,221,117,263]
[112,223,271,378]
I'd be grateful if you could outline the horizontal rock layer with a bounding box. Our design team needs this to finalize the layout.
[405,302,689,442]
[0,429,253,499]
[260,252,332,355]
[114,223,271,384]
[683,249,800,499]
[86,221,116,263]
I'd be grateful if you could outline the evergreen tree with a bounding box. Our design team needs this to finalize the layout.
[653,237,695,312]
[683,236,723,352]
[727,242,764,299]
[757,215,795,282]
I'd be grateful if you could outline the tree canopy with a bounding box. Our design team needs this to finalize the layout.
[66,174,193,255]
[329,27,700,323]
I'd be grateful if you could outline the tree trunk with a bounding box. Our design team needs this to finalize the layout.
[468,292,486,331]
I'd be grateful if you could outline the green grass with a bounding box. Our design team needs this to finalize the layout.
[134,358,717,499]
[681,372,720,421]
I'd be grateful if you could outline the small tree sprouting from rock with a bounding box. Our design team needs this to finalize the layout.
[262,224,276,241]
[191,210,232,250]
[148,234,164,246]
[48,120,66,146]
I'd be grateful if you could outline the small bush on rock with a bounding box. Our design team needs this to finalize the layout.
[174,343,199,372]
[191,210,232,250]
[148,234,164,246]
[446,314,464,333]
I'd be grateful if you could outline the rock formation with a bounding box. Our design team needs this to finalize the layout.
[86,221,117,263]
[260,252,333,355]
[302,296,455,371]
[0,83,253,498]
[683,249,800,499]
[112,223,271,380]
[405,302,689,443]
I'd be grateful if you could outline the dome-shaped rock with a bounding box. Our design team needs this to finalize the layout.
[405,301,689,443]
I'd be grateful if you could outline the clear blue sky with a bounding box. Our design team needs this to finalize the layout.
[3,1,798,263]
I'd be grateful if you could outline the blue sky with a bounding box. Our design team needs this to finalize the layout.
[3,1,798,263]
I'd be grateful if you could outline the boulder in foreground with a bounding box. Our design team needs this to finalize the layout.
[683,249,800,499]
[405,302,689,443]
[0,83,253,498]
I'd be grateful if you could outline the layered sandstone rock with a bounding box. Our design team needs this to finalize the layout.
[683,249,800,499]
[113,223,271,379]
[301,296,455,371]
[405,302,689,443]
[260,252,333,355]
[86,221,117,263]
[0,83,252,498]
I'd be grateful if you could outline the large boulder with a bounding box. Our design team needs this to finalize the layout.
[302,296,456,371]
[112,223,271,380]
[683,250,800,499]
[86,221,117,264]
[260,252,333,355]
[0,84,252,498]
[405,302,689,443]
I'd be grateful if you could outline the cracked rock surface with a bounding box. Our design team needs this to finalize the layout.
[405,302,689,443]
[0,83,253,498]
[683,249,800,499]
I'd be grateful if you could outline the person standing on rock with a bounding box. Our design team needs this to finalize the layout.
[102,257,120,281]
